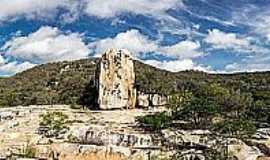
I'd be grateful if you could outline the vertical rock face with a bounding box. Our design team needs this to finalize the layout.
[96,49,136,110]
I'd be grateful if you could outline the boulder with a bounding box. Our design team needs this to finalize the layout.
[137,92,150,107]
[151,94,167,106]
[137,92,167,108]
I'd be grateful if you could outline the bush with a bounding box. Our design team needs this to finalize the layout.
[136,112,171,130]
[39,112,69,137]
[213,118,256,136]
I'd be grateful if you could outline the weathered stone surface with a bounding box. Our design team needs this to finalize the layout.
[0,106,163,159]
[96,49,136,110]
[137,92,150,107]
[258,157,270,160]
[95,49,168,109]
[162,129,265,160]
[1,105,270,160]
[137,92,167,107]
[151,94,167,106]
[0,111,14,121]
[68,126,156,148]
[226,138,262,160]
[161,129,214,150]
[51,143,131,160]
[253,128,270,140]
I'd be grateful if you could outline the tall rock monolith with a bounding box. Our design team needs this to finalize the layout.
[95,49,136,110]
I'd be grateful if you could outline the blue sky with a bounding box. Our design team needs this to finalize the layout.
[0,0,270,76]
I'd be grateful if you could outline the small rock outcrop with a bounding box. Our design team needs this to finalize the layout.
[137,92,167,108]
[96,49,137,110]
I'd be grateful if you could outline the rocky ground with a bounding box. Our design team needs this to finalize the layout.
[1,105,270,160]
[0,105,166,160]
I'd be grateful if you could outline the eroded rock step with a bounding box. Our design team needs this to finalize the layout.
[68,126,161,148]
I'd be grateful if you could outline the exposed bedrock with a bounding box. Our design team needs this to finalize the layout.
[96,49,137,110]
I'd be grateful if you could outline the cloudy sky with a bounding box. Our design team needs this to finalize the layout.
[0,0,270,76]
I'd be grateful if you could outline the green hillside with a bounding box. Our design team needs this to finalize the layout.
[0,58,269,107]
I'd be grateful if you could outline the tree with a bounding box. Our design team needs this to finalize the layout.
[177,96,219,128]
[5,91,17,106]
[168,90,193,115]
[223,91,253,119]
[248,100,268,122]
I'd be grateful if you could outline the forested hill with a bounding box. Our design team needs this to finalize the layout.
[135,60,270,105]
[0,58,269,106]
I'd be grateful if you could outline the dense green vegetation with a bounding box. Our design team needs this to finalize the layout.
[135,61,270,106]
[0,58,269,110]
[137,83,268,136]
[0,59,97,107]
[136,61,270,135]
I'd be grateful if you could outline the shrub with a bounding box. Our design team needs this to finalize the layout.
[213,118,256,136]
[39,112,69,137]
[136,112,171,130]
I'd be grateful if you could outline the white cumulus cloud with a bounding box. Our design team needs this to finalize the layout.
[0,61,36,76]
[89,29,206,72]
[204,29,270,55]
[254,15,270,41]
[1,27,204,75]
[90,29,203,60]
[0,0,183,23]
[84,0,182,19]
[231,6,270,41]
[225,62,270,73]
[0,55,5,65]
[2,26,89,63]
[205,29,249,50]
[89,29,158,57]
[159,41,202,59]
[144,59,211,72]
[0,0,79,22]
